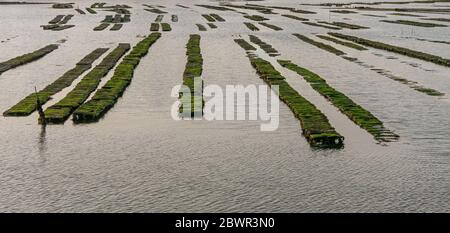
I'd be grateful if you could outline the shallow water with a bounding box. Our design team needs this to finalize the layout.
[0,0,449,212]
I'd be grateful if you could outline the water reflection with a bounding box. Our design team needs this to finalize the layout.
[38,124,47,156]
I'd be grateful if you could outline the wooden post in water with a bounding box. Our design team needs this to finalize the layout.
[35,87,46,125]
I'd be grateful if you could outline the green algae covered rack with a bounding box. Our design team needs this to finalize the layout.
[329,32,450,67]
[0,44,58,75]
[234,39,344,148]
[3,48,109,116]
[73,33,162,123]
[278,60,399,142]
[179,34,204,118]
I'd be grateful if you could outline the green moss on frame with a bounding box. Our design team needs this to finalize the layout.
[179,34,204,118]
[290,9,316,14]
[48,15,65,24]
[196,24,207,31]
[259,22,283,31]
[330,10,358,14]
[150,23,160,31]
[281,14,309,21]
[202,14,216,22]
[328,32,450,67]
[293,34,346,56]
[234,39,256,51]
[171,15,178,22]
[59,15,74,24]
[249,35,279,56]
[302,21,342,30]
[75,9,85,14]
[244,22,259,31]
[3,48,108,116]
[207,23,217,29]
[0,44,58,75]
[423,18,450,22]
[316,35,367,51]
[110,24,123,31]
[144,8,167,14]
[195,4,234,12]
[318,21,369,29]
[73,33,161,123]
[155,15,164,22]
[42,43,131,124]
[380,19,447,27]
[85,8,97,14]
[234,40,344,148]
[94,23,110,31]
[161,23,172,31]
[243,15,269,21]
[210,14,225,22]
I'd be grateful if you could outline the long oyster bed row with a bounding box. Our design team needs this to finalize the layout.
[0,44,58,75]
[3,48,109,116]
[73,33,161,123]
[234,38,344,148]
[42,43,131,124]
